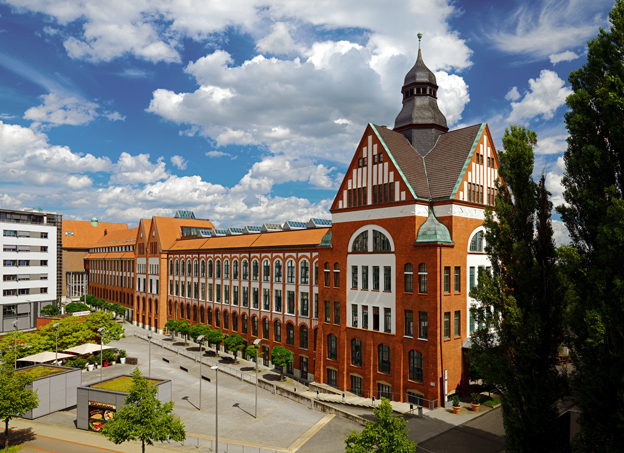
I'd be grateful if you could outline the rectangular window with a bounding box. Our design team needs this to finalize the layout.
[242,286,249,307]
[373,307,380,331]
[324,267,330,286]
[275,289,282,312]
[181,282,185,297]
[419,311,428,339]
[352,304,358,327]
[454,266,461,292]
[252,288,258,308]
[233,286,239,305]
[405,310,413,337]
[325,301,331,322]
[470,266,476,290]
[169,281,173,295]
[287,291,295,314]
[351,375,362,396]
[384,308,391,333]
[175,281,179,296]
[444,312,450,338]
[263,288,270,310]
[372,266,380,290]
[334,267,340,287]
[362,305,369,329]
[455,310,461,337]
[216,284,221,303]
[363,187,367,205]
[470,310,475,334]
[444,267,450,293]
[383,183,388,203]
[208,283,213,301]
[348,190,352,208]
[194,282,198,299]
[351,265,358,289]
[373,185,377,204]
[383,266,391,291]
[224,285,229,303]
[389,182,394,202]
[328,369,337,388]
[361,266,368,290]
[334,302,340,325]
[300,292,309,316]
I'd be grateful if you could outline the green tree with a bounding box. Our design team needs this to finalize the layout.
[65,302,91,313]
[557,2,624,449]
[270,346,293,381]
[469,125,566,453]
[223,334,245,363]
[176,321,191,346]
[164,320,179,341]
[245,344,261,361]
[40,305,60,317]
[0,364,39,452]
[345,398,415,453]
[101,368,185,453]
[207,329,224,354]
[189,323,210,342]
[111,304,127,320]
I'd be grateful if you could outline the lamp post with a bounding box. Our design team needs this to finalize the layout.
[197,335,205,410]
[211,365,219,452]
[253,338,262,419]
[52,323,60,365]
[13,320,18,369]
[97,327,105,381]
[147,332,152,378]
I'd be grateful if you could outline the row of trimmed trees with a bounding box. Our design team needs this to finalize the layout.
[80,295,128,319]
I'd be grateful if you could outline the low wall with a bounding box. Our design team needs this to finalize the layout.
[22,365,82,419]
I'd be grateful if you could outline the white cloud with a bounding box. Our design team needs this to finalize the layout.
[66,175,93,189]
[0,193,24,209]
[505,86,521,101]
[24,93,99,127]
[256,22,299,55]
[205,150,230,158]
[170,155,187,170]
[104,111,126,121]
[549,50,580,64]
[507,70,572,124]
[110,153,169,185]
[249,156,338,189]
[435,71,470,126]
[535,134,568,155]
[552,219,570,245]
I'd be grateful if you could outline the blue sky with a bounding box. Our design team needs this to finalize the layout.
[0,0,615,242]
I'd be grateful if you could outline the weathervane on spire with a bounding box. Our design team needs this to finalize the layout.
[417,32,423,49]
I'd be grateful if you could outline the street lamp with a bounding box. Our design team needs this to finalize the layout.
[253,338,262,418]
[97,327,105,381]
[197,335,205,411]
[13,320,18,369]
[52,323,60,365]
[211,365,219,453]
[147,332,152,378]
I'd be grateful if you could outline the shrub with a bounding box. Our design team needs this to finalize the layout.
[86,355,97,365]
[452,395,461,407]
[471,393,481,404]
[102,349,116,362]
[117,349,127,359]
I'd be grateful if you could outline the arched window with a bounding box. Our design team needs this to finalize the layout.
[233,260,239,279]
[418,264,428,293]
[378,344,391,373]
[175,260,179,276]
[224,260,230,279]
[314,260,319,285]
[286,323,295,345]
[252,316,258,336]
[334,263,340,287]
[286,260,295,283]
[181,259,185,276]
[352,231,368,252]
[252,260,259,281]
[186,304,191,320]
[187,260,192,276]
[470,231,484,252]
[193,259,198,277]
[409,350,423,382]
[208,307,213,325]
[216,260,221,279]
[351,338,362,366]
[373,230,391,251]
[242,260,249,280]
[404,263,413,292]
[242,313,248,333]
[215,309,220,327]
[274,260,282,282]
[324,262,330,286]
[224,311,229,329]
[169,260,173,275]
[208,260,213,278]
[300,325,308,349]
[193,305,197,321]
[263,318,270,339]
[200,260,206,277]
[263,260,270,281]
[178,303,183,319]
[169,301,172,315]
[200,306,205,323]
[327,334,337,360]
[274,320,281,342]
[232,312,238,331]
[300,260,309,284]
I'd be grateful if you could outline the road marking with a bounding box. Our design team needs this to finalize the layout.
[7,428,123,453]
[288,414,335,452]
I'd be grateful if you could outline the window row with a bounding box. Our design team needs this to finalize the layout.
[350,304,392,332]
[350,265,391,291]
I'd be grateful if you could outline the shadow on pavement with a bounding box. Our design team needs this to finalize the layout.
[416,422,504,453]
[1,428,37,446]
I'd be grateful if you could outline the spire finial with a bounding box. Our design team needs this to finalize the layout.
[417,32,423,49]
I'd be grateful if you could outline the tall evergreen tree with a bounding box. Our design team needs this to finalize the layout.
[558,1,624,449]
[469,125,566,453]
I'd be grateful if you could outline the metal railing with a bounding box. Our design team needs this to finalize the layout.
[313,385,438,411]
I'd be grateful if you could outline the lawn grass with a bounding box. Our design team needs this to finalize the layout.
[16,366,65,379]
[483,397,501,407]
[91,376,160,392]
[3,444,23,452]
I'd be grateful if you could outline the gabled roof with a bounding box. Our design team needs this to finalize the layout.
[152,217,215,251]
[62,220,128,249]
[92,228,138,248]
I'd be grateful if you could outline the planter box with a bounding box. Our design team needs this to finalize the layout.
[18,365,82,419]
[76,375,171,431]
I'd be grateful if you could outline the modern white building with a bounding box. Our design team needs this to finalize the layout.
[0,208,62,332]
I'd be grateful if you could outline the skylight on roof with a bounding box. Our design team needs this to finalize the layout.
[284,221,306,230]
[308,218,332,228]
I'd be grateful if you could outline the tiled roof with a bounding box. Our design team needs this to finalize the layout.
[250,228,330,248]
[62,220,128,249]
[92,228,138,247]
[152,217,215,251]
[425,123,484,199]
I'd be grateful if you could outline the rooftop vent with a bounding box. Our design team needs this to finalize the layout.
[307,218,332,228]
[283,221,306,231]
[226,227,243,236]
[261,223,282,233]
[175,210,196,219]
[243,226,261,234]
[213,229,227,236]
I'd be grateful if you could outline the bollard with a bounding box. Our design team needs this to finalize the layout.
[342,393,345,403]
[372,396,376,406]
[410,403,414,412]
[294,387,297,393]
[418,406,423,418]
[317,390,320,398]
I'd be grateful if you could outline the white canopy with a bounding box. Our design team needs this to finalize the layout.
[64,343,113,355]
[17,351,74,363]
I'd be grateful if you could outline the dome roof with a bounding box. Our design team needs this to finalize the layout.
[415,207,453,244]
[403,49,437,87]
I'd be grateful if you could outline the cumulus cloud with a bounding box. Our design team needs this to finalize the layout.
[549,50,580,64]
[256,22,299,55]
[552,219,570,245]
[170,155,187,170]
[505,86,521,101]
[507,70,572,124]
[23,93,124,128]
[205,150,230,158]
[435,71,470,126]
[535,134,568,155]
[110,153,169,185]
